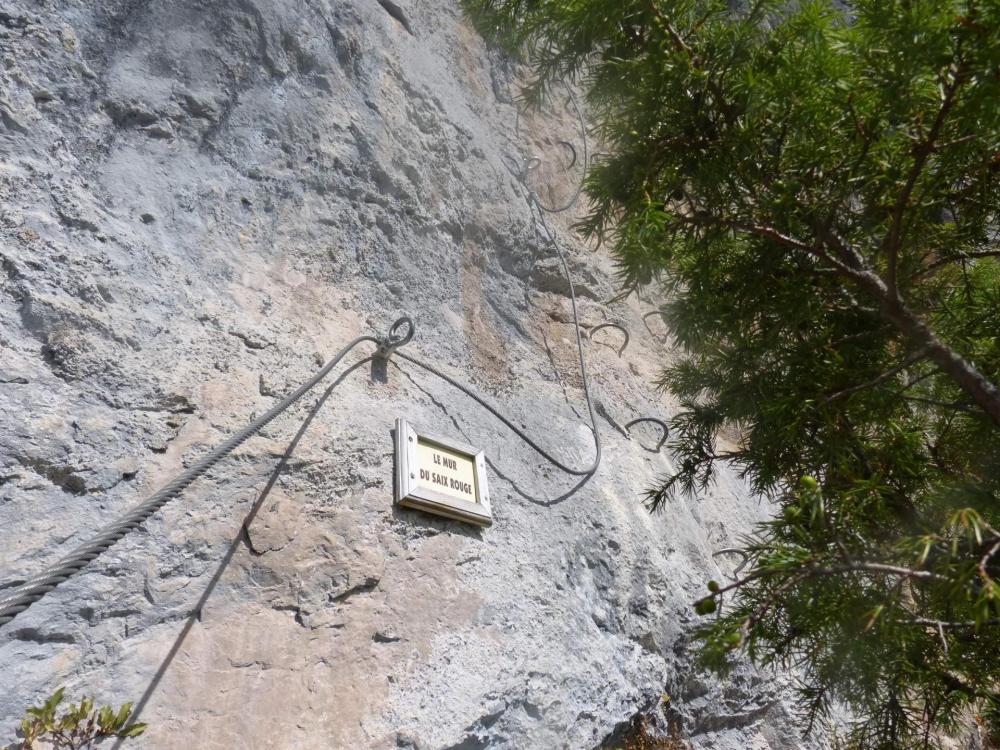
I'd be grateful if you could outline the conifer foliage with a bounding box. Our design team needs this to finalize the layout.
[464,1,1000,746]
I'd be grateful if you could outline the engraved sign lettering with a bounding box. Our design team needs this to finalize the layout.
[415,439,478,504]
[394,418,492,526]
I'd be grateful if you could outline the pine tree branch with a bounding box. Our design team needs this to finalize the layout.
[678,210,857,277]
[648,2,692,56]
[830,329,884,348]
[815,225,871,275]
[884,60,967,295]
[646,0,737,124]
[823,348,929,404]
[904,617,1000,630]
[979,539,1000,582]
[919,249,1000,275]
[893,368,940,396]
[833,261,1000,426]
[699,560,950,605]
[900,395,979,414]
[681,207,1000,425]
[742,573,807,635]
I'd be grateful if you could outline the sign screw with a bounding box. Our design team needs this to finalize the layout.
[410,473,415,479]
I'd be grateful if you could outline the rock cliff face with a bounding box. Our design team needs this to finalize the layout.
[0,1,817,748]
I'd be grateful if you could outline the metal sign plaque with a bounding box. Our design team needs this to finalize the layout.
[394,418,492,526]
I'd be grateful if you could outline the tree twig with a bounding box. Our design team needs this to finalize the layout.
[700,559,950,604]
[919,249,1000,275]
[903,617,1000,630]
[900,395,979,414]
[823,347,929,404]
[978,539,1000,582]
[883,61,966,294]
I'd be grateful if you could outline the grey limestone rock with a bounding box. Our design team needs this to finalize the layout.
[0,1,824,748]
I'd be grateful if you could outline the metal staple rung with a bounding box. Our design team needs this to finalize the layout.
[585,323,630,357]
[625,418,669,452]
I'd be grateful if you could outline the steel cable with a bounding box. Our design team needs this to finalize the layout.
[390,89,604,476]
[0,326,408,626]
[389,168,604,476]
[0,87,617,627]
[0,102,608,624]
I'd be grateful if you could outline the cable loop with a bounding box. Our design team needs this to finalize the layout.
[388,316,414,345]
[374,316,415,361]
[377,316,415,359]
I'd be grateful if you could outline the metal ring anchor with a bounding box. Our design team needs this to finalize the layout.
[376,316,415,359]
[625,417,669,452]
[585,323,629,357]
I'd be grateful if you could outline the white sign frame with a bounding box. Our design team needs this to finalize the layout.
[394,418,492,527]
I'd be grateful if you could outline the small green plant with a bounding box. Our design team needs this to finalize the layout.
[605,716,687,750]
[9,688,146,749]
[603,697,687,750]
